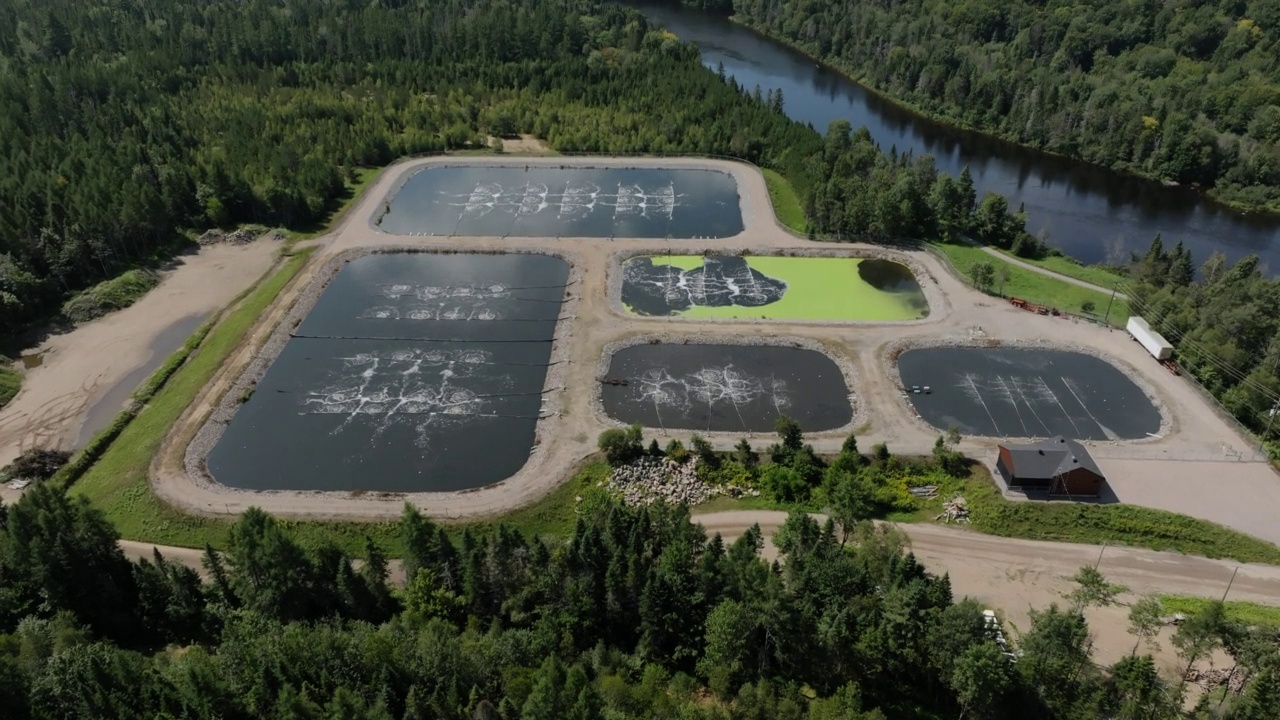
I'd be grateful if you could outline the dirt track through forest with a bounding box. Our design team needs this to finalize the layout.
[121,511,1280,673]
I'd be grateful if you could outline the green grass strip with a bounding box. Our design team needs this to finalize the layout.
[988,248,1127,291]
[762,168,807,234]
[1159,595,1280,628]
[64,246,614,553]
[955,467,1280,565]
[65,249,404,553]
[0,364,21,410]
[931,242,1130,326]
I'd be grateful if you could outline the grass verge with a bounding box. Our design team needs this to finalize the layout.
[64,248,406,553]
[762,168,807,234]
[931,466,1280,565]
[989,248,1128,291]
[0,364,20,410]
[692,462,1280,565]
[1159,595,1280,628]
[932,242,1131,326]
[65,248,608,553]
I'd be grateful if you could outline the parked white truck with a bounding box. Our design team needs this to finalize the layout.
[1127,316,1173,361]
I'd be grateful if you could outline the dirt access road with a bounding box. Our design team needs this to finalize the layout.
[695,511,1277,673]
[121,511,1280,673]
[150,155,1280,548]
[0,241,277,507]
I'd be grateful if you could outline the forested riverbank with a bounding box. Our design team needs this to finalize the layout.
[4,482,1280,719]
[716,0,1280,214]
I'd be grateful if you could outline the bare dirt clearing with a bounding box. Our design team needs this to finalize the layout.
[0,240,277,505]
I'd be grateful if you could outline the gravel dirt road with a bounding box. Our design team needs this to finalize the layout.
[122,511,1275,673]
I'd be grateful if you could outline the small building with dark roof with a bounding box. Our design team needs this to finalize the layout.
[995,436,1105,498]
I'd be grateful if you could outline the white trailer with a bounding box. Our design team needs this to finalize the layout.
[1127,316,1173,361]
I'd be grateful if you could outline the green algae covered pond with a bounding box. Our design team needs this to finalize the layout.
[621,255,928,321]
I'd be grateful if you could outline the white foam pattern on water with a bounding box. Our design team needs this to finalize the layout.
[442,181,682,221]
[366,282,512,321]
[633,364,790,415]
[302,349,514,447]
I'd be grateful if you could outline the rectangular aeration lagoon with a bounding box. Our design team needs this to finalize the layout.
[601,343,852,433]
[207,253,568,493]
[376,166,743,238]
[897,347,1162,441]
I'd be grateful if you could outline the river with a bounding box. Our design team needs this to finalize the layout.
[630,1,1280,269]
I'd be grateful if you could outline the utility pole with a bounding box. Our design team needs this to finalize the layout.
[1265,400,1280,439]
[1103,283,1118,326]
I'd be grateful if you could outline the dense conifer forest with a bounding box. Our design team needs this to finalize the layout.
[3,475,1279,719]
[4,0,1280,444]
[0,0,822,334]
[724,0,1280,212]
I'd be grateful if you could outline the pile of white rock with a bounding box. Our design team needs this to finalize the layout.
[606,456,753,507]
[197,228,275,246]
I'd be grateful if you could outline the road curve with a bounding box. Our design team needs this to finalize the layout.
[693,511,1280,604]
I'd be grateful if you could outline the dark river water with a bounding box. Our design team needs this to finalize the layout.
[207,253,568,493]
[630,2,1280,269]
[378,166,742,238]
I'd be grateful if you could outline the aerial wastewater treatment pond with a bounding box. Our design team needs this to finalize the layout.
[601,343,853,433]
[896,347,1162,441]
[621,255,928,321]
[206,252,569,493]
[376,165,744,238]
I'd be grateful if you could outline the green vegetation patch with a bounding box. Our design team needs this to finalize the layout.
[65,249,384,550]
[762,168,807,234]
[990,248,1127,291]
[287,167,383,242]
[932,242,1131,326]
[953,466,1280,565]
[631,256,927,321]
[61,269,161,323]
[0,364,20,409]
[1159,595,1280,629]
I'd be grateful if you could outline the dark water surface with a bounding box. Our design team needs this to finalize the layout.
[897,347,1161,441]
[629,2,1280,270]
[207,253,568,493]
[621,256,786,316]
[378,166,743,238]
[602,343,852,432]
[76,313,205,446]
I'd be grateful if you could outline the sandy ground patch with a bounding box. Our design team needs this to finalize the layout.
[0,241,277,504]
[498,134,551,153]
[1101,458,1280,545]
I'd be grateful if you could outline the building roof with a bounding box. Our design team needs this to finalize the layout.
[999,436,1104,480]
